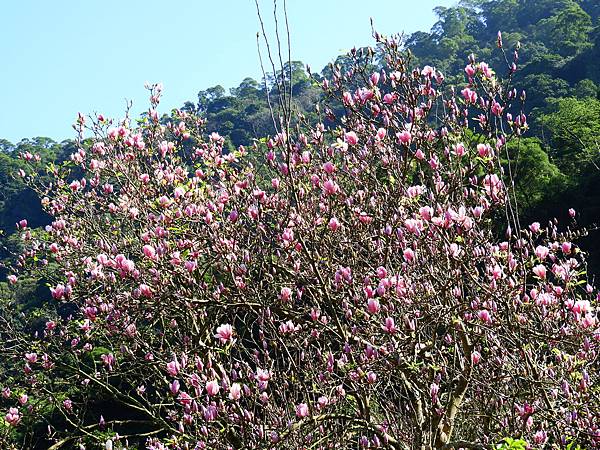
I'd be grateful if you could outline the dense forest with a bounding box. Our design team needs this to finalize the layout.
[1,0,599,448]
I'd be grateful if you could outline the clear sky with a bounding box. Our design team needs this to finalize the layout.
[0,0,455,143]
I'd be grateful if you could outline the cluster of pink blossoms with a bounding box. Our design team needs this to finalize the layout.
[1,33,598,449]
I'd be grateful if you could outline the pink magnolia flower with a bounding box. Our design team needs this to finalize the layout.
[421,65,435,77]
[367,298,380,315]
[430,383,439,401]
[344,131,359,146]
[166,360,180,377]
[50,284,66,300]
[5,407,21,426]
[580,313,597,328]
[533,430,547,445]
[477,143,491,157]
[206,380,220,396]
[461,87,478,104]
[572,300,591,315]
[142,245,157,260]
[41,354,54,369]
[383,93,395,104]
[279,320,299,334]
[18,394,28,405]
[322,179,339,196]
[491,101,504,116]
[532,265,547,280]
[229,383,242,401]
[158,196,171,208]
[342,92,354,106]
[406,185,424,198]
[471,351,481,365]
[281,228,294,245]
[174,186,185,199]
[483,174,503,200]
[370,72,380,85]
[449,243,461,258]
[256,368,271,382]
[529,222,541,233]
[366,371,377,384]
[357,87,373,103]
[477,310,492,324]
[215,324,234,344]
[453,143,466,157]
[464,64,476,78]
[429,155,440,170]
[178,391,192,406]
[535,245,549,260]
[396,130,412,145]
[323,161,336,174]
[382,317,397,334]
[279,287,293,302]
[7,275,17,285]
[139,284,153,298]
[328,217,341,232]
[203,405,218,421]
[479,62,493,78]
[184,260,197,272]
[317,396,329,409]
[491,265,503,280]
[296,403,309,418]
[419,206,433,221]
[403,248,415,263]
[404,218,423,234]
[101,353,115,370]
[358,212,372,225]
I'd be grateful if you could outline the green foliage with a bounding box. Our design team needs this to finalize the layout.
[535,1,593,57]
[573,78,598,98]
[536,96,600,177]
[505,137,568,213]
[194,62,319,148]
[0,138,74,235]
[495,437,528,449]
[565,439,583,450]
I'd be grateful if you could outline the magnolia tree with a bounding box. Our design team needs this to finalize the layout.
[1,33,599,449]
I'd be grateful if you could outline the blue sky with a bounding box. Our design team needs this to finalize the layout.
[0,0,454,143]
